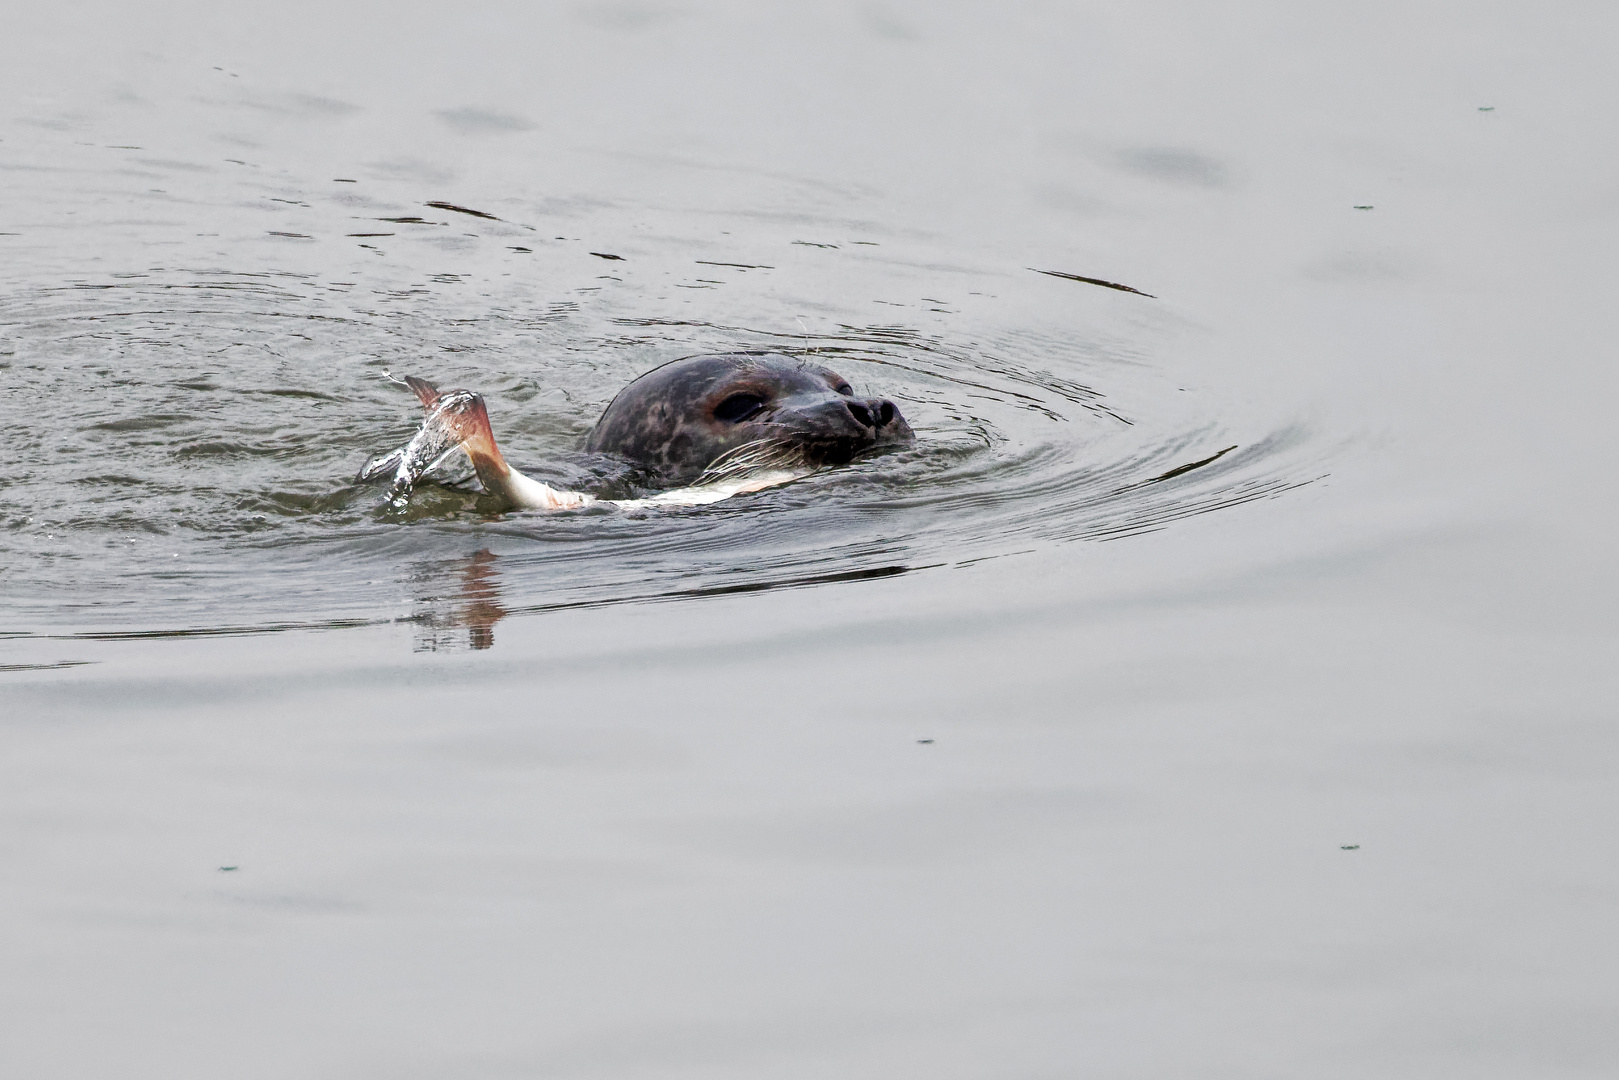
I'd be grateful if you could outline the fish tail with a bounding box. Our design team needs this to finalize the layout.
[428,389,512,490]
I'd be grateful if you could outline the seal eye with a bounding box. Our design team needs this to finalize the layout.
[713,393,767,423]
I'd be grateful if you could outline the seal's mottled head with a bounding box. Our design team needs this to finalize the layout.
[584,352,915,487]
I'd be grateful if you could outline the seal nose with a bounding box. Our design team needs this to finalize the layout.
[844,398,898,430]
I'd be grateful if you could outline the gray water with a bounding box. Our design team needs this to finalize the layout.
[4,3,1617,1077]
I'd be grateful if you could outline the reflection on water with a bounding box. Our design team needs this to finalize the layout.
[410,549,507,652]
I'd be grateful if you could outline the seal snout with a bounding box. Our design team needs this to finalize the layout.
[805,394,902,438]
[844,397,899,431]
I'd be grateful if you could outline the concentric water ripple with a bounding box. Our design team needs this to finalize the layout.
[2,260,1318,643]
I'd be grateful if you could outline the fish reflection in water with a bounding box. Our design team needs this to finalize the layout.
[410,550,507,651]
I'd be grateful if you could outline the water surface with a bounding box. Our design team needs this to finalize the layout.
[4,3,1617,1078]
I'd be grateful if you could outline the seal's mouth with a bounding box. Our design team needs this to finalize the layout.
[797,436,907,468]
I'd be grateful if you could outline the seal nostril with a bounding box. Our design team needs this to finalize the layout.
[845,400,874,428]
[877,400,895,427]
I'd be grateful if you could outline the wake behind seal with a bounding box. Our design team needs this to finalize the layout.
[361,352,915,510]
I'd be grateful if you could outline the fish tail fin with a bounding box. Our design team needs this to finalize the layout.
[426,388,512,489]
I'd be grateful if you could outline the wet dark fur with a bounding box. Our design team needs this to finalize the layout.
[585,352,914,487]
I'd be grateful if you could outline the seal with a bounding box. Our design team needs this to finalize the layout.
[362,352,914,510]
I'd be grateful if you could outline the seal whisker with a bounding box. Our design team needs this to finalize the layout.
[693,437,811,487]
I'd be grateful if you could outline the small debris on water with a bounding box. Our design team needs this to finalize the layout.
[1029,267,1156,298]
[333,178,358,182]
[425,200,499,220]
[916,738,935,744]
[219,866,239,872]
[1478,106,1495,112]
[591,251,625,261]
[1340,845,1360,850]
[508,246,531,252]
[1353,205,1375,210]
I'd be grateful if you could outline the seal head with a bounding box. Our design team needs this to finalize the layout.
[585,352,914,487]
